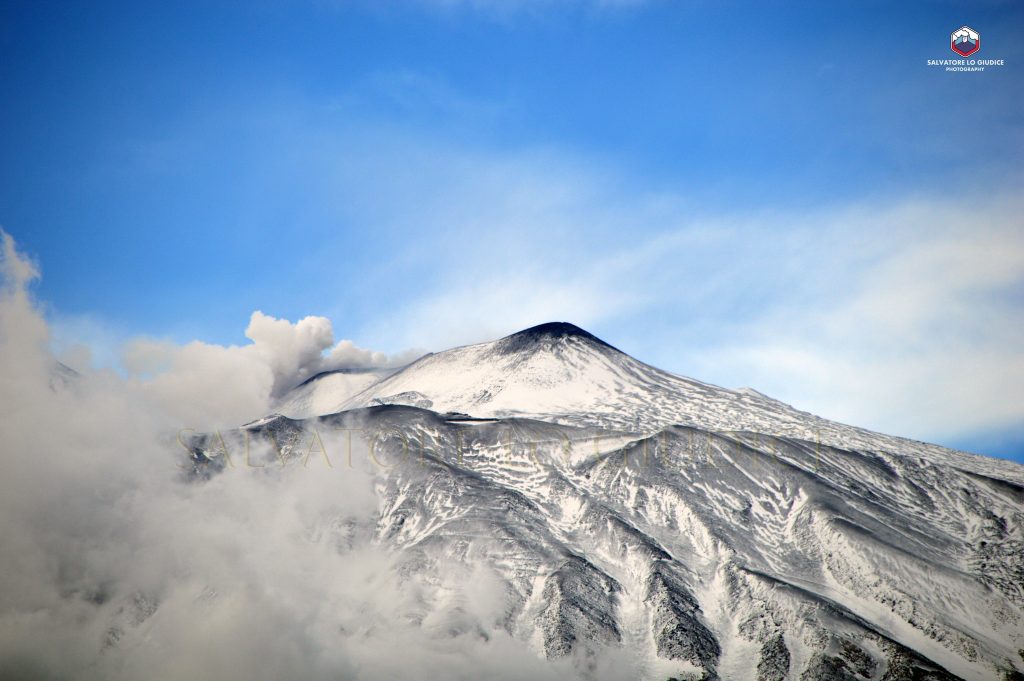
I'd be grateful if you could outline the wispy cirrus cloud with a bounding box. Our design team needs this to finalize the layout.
[702,198,1024,443]
[306,127,1023,453]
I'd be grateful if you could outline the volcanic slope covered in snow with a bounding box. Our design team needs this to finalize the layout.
[274,367,396,419]
[194,323,1024,680]
[298,322,1018,484]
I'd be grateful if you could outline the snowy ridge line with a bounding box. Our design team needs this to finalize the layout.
[230,409,1024,495]
[189,416,852,480]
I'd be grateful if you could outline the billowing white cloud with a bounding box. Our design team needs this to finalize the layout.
[0,233,611,680]
[114,310,417,430]
[326,338,401,368]
[244,310,336,393]
[121,336,275,429]
[0,232,49,389]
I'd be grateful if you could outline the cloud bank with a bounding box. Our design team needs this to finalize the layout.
[1,233,597,681]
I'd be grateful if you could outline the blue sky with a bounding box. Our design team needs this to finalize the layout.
[1,1,1023,461]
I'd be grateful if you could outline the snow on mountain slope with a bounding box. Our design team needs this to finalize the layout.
[336,322,1019,485]
[274,367,396,419]
[170,323,1024,680]
[183,404,1024,680]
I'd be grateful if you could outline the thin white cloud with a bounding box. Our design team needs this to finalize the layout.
[687,197,1024,443]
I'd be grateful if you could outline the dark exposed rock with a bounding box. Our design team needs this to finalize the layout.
[800,653,859,681]
[644,563,720,674]
[880,647,964,681]
[539,557,621,658]
[757,634,790,681]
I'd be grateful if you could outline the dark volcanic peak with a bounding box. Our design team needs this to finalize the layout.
[496,321,621,355]
[295,367,387,388]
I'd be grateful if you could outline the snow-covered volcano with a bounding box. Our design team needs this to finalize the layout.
[195,323,1024,680]
[282,322,1016,482]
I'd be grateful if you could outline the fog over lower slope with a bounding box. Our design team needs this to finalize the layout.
[1,232,1023,681]
[0,235,585,681]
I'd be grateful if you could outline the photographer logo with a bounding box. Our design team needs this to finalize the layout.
[951,26,980,57]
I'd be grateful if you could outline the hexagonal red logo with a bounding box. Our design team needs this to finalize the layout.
[951,26,980,57]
